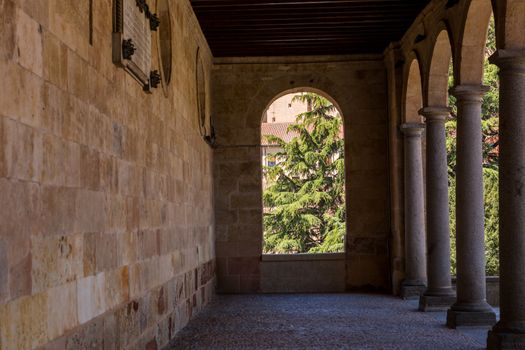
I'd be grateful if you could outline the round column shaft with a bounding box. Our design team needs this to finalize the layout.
[400,123,427,299]
[488,49,525,349]
[419,107,456,311]
[446,84,496,328]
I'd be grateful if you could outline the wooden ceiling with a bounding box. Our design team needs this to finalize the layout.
[190,0,431,57]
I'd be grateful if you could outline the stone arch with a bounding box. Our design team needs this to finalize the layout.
[403,56,424,123]
[260,87,347,252]
[427,28,454,107]
[261,87,345,124]
[241,75,354,138]
[457,0,493,84]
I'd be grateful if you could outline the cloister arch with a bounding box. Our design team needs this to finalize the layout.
[403,57,424,123]
[427,29,453,106]
[457,0,493,85]
[262,87,345,122]
[412,1,503,326]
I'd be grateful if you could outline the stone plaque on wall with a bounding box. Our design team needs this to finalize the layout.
[113,0,160,91]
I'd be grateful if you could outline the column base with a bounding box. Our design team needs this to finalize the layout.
[419,294,456,312]
[400,283,426,300]
[446,308,497,328]
[487,330,525,349]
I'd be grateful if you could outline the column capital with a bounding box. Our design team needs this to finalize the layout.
[489,49,525,73]
[400,123,425,137]
[449,84,490,102]
[419,106,451,123]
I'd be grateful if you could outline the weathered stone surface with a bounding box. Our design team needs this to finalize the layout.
[447,309,497,328]
[65,316,103,350]
[47,282,78,340]
[39,186,76,236]
[0,292,48,349]
[9,252,32,300]
[77,273,106,324]
[419,294,456,312]
[0,60,44,126]
[2,118,41,181]
[0,239,8,303]
[261,255,345,293]
[32,234,83,293]
[14,7,43,77]
[0,0,17,61]
[400,283,426,300]
[228,257,260,275]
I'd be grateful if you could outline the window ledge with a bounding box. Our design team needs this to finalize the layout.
[261,252,345,262]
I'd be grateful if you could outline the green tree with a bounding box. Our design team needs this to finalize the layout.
[262,93,346,254]
[447,17,499,275]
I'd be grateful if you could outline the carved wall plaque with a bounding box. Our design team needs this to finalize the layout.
[113,0,156,90]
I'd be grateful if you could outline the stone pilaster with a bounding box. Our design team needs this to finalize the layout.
[487,49,525,349]
[446,85,496,328]
[418,107,456,311]
[400,123,427,299]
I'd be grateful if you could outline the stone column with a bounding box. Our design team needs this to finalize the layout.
[487,50,525,349]
[446,85,496,328]
[400,123,427,299]
[418,107,456,311]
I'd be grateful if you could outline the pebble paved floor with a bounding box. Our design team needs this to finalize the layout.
[168,294,493,350]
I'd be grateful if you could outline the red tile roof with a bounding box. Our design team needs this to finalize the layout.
[261,122,344,146]
[261,122,298,146]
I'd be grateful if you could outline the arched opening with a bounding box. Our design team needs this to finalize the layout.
[260,89,346,255]
[457,0,493,85]
[404,58,424,123]
[427,29,453,107]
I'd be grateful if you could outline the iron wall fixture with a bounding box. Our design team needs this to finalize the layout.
[122,39,136,59]
[150,70,161,88]
[150,13,160,31]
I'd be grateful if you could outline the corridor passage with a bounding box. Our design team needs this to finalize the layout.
[168,294,490,349]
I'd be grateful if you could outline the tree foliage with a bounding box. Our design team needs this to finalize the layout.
[447,17,499,275]
[262,93,346,254]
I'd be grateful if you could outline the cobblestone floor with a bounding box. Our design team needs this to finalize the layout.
[168,294,492,350]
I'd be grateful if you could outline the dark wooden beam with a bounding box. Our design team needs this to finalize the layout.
[191,0,431,57]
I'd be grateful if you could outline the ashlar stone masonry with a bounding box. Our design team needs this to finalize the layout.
[0,0,215,349]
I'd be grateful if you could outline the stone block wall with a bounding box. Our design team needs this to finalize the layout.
[260,254,346,293]
[0,0,215,349]
[212,56,391,294]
